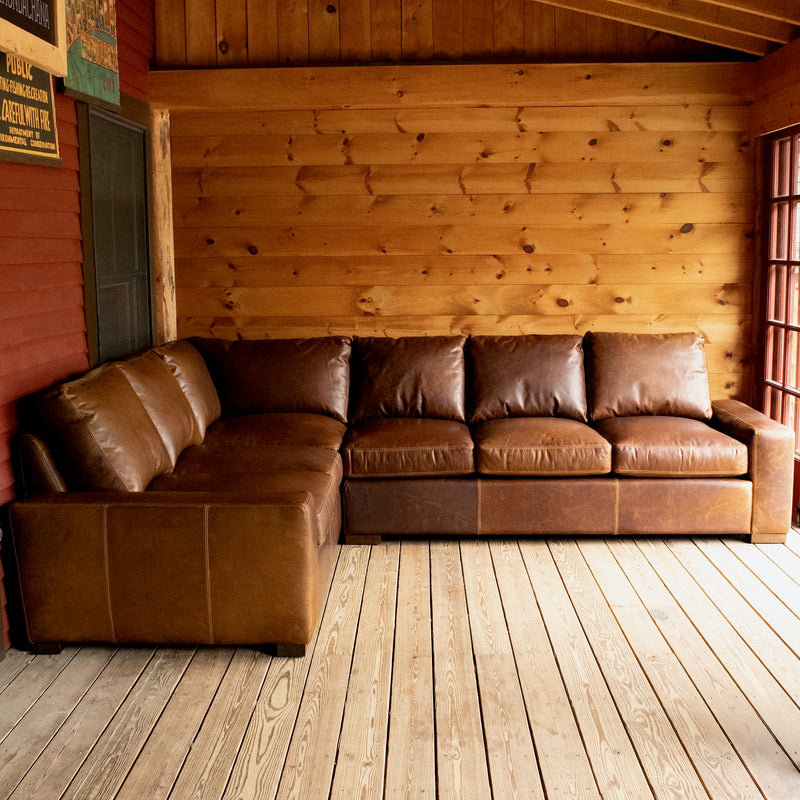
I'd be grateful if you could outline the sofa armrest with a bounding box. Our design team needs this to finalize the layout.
[712,399,794,541]
[8,491,337,647]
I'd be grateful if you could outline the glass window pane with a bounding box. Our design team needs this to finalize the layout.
[789,265,800,326]
[769,325,785,382]
[766,384,782,420]
[794,202,800,260]
[770,263,787,321]
[786,330,799,391]
[775,136,792,195]
[772,203,789,260]
[793,402,800,455]
[795,135,800,194]
[784,392,797,433]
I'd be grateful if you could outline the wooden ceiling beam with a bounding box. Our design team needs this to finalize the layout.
[609,0,795,43]
[700,0,800,26]
[535,0,773,55]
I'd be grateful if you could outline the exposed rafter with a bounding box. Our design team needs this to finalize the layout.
[609,0,795,42]
[535,0,799,56]
[701,0,800,26]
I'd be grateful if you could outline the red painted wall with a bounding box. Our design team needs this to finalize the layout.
[0,0,155,648]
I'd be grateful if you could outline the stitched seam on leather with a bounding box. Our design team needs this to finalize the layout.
[204,506,214,644]
[477,479,482,535]
[750,428,759,531]
[614,479,619,535]
[347,469,474,478]
[102,505,116,641]
[65,394,127,488]
[348,445,473,453]
[613,469,743,477]
[713,402,759,531]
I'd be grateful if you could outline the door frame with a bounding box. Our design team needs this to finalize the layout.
[78,94,156,366]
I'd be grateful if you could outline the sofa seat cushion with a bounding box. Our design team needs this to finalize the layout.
[343,418,474,477]
[474,418,612,476]
[172,444,342,479]
[595,416,748,477]
[203,413,347,450]
[147,470,341,547]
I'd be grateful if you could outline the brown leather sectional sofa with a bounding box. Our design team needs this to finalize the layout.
[8,332,794,654]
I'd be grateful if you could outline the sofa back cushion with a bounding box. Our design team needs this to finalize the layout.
[37,365,172,491]
[351,336,467,422]
[586,331,712,421]
[117,350,203,467]
[190,337,351,423]
[154,340,221,433]
[468,334,588,423]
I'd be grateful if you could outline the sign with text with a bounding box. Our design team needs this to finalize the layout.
[0,0,66,76]
[0,51,59,164]
[0,0,57,44]
[64,0,118,107]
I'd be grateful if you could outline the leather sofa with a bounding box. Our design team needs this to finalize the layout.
[7,331,794,654]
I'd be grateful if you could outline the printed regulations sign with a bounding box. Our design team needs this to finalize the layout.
[0,51,59,164]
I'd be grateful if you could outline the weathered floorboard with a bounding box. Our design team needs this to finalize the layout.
[1,534,800,799]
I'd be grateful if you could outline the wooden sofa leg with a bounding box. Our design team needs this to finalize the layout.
[750,531,788,544]
[30,642,63,655]
[270,643,307,658]
[344,534,382,545]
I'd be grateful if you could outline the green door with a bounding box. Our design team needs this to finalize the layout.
[87,108,151,363]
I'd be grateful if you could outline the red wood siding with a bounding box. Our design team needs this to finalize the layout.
[0,90,87,647]
[118,0,155,102]
[0,2,155,648]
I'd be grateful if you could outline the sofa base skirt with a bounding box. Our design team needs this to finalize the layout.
[342,476,754,541]
[10,488,341,650]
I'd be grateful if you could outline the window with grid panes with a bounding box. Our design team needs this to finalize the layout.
[764,125,800,459]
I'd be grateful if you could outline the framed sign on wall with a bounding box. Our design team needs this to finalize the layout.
[0,0,67,76]
[0,51,60,165]
[63,0,118,107]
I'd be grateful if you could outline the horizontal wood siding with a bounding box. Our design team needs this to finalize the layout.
[117,0,156,102]
[752,38,800,137]
[155,0,743,67]
[0,92,88,502]
[163,62,756,401]
[0,3,155,649]
[0,92,88,647]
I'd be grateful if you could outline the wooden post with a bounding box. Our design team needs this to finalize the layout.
[150,107,178,344]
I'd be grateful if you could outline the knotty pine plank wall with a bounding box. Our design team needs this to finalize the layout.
[156,62,756,402]
[154,0,740,67]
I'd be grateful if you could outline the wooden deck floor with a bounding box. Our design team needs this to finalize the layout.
[2,533,800,799]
